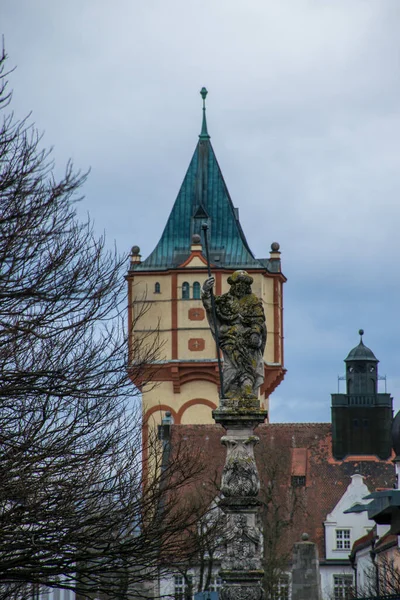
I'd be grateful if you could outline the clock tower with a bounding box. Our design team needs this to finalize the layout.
[331,330,393,459]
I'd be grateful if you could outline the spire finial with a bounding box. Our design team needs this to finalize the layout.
[359,329,364,342]
[199,87,210,140]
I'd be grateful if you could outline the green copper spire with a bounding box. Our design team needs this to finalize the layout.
[199,87,210,140]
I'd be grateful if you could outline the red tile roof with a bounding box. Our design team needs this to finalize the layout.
[350,526,377,557]
[169,423,395,560]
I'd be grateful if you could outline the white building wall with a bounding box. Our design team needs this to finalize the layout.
[159,565,223,600]
[320,564,354,600]
[324,474,374,561]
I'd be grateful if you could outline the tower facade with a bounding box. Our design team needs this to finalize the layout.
[127,90,286,431]
[331,330,393,459]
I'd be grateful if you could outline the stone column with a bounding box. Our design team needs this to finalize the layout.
[213,398,267,600]
[202,269,268,600]
[291,534,322,600]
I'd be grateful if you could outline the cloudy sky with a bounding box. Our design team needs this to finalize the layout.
[2,1,400,422]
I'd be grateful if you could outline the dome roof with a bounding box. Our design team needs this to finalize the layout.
[344,330,378,363]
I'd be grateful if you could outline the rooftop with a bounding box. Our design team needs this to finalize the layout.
[133,89,275,272]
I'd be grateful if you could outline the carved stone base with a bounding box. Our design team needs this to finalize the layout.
[220,572,265,600]
[215,401,266,600]
[220,583,264,600]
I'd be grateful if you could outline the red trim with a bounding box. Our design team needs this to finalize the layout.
[177,398,217,423]
[131,362,286,399]
[126,268,286,281]
[171,273,178,359]
[188,308,205,321]
[280,281,284,367]
[142,405,178,484]
[260,365,286,398]
[127,278,133,363]
[188,338,205,351]
[216,272,222,295]
[178,251,208,268]
[273,279,279,364]
[143,404,178,424]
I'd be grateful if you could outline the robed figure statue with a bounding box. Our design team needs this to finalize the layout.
[202,270,267,401]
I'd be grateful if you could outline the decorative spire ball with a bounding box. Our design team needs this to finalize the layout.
[200,86,208,103]
[199,87,210,140]
[192,233,201,244]
[359,329,364,339]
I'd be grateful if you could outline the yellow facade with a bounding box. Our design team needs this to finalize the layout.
[128,246,285,429]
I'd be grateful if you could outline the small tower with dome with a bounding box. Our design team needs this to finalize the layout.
[331,330,393,460]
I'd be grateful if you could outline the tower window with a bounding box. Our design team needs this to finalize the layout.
[154,282,161,294]
[193,281,201,299]
[182,282,190,300]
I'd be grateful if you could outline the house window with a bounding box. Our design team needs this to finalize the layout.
[154,282,161,294]
[209,576,223,592]
[335,529,351,550]
[333,575,353,600]
[193,281,201,299]
[174,575,192,600]
[291,475,305,487]
[273,575,290,600]
[182,282,190,300]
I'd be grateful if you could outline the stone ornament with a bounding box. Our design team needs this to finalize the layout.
[222,514,262,571]
[202,270,266,400]
[220,585,264,600]
[220,436,260,497]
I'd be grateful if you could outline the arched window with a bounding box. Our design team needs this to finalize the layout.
[347,379,352,394]
[182,282,190,300]
[193,281,201,299]
[154,282,161,294]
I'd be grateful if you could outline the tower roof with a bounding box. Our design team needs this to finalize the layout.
[345,330,378,363]
[134,89,268,272]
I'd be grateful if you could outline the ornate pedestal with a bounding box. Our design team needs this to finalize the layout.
[213,400,267,600]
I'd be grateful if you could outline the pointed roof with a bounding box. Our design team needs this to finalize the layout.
[134,89,267,272]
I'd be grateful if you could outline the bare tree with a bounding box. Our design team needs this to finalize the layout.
[160,488,226,599]
[258,447,306,600]
[0,49,207,600]
[351,552,400,599]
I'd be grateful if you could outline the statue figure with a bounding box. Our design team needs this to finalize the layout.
[202,270,266,400]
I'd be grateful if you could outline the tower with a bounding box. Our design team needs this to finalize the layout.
[331,330,393,459]
[127,89,286,432]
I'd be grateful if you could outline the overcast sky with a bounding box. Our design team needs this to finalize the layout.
[2,1,400,422]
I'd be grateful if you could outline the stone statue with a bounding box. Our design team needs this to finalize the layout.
[202,270,267,400]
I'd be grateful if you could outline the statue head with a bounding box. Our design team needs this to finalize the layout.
[227,270,253,298]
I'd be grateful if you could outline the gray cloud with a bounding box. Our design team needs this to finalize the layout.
[2,0,400,421]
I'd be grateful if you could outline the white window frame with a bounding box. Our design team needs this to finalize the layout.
[208,576,223,592]
[174,575,193,600]
[335,528,351,550]
[333,574,353,600]
[275,574,290,600]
